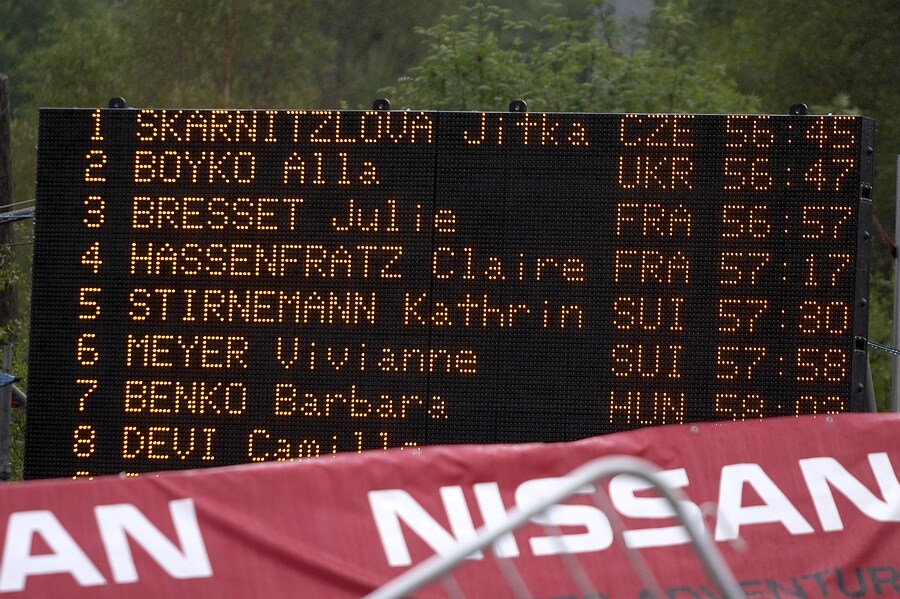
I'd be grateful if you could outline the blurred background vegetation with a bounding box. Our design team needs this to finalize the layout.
[2,0,898,479]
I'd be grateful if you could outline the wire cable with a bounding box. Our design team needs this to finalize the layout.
[868,340,900,356]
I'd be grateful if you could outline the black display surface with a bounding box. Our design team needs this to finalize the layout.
[25,109,875,478]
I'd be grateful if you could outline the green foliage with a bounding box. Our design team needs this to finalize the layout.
[868,271,894,410]
[687,0,899,113]
[386,1,757,113]
[311,0,459,107]
[16,0,323,109]
[386,4,530,110]
[8,0,463,112]
[17,6,124,109]
[0,0,113,109]
[8,119,35,209]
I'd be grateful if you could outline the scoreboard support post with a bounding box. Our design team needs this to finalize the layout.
[892,155,900,412]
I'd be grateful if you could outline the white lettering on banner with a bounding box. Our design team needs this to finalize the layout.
[0,498,211,592]
[368,488,481,567]
[514,477,613,557]
[0,511,105,591]
[471,482,520,558]
[369,477,614,567]
[714,463,815,540]
[95,499,212,583]
[608,468,702,548]
[369,452,900,567]
[799,452,900,531]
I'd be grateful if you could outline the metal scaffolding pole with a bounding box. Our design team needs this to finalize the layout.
[892,156,900,412]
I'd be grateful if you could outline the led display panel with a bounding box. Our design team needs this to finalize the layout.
[25,109,875,478]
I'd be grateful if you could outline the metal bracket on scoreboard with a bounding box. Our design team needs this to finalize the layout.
[509,99,527,112]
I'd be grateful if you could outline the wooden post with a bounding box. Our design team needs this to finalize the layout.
[0,74,14,479]
[0,75,16,327]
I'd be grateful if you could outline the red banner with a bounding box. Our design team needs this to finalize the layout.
[2,414,900,597]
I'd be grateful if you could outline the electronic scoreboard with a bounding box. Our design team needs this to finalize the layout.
[25,109,875,478]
